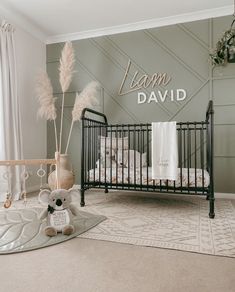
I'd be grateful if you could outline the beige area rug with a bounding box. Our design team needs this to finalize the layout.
[78,191,235,258]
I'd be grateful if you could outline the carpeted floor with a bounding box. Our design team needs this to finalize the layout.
[1,238,235,292]
[1,190,235,292]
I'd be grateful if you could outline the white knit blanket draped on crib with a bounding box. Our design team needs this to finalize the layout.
[151,122,178,181]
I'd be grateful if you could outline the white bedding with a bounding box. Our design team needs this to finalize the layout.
[88,167,210,188]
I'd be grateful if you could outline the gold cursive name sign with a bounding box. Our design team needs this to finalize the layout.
[118,59,172,96]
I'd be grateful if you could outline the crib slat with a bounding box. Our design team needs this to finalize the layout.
[179,124,183,191]
[140,125,143,189]
[187,123,190,191]
[134,125,136,189]
[146,124,149,189]
[116,126,118,187]
[183,130,186,168]
[201,123,205,193]
[99,123,101,188]
[128,125,130,187]
[86,121,91,183]
[122,125,124,186]
[93,121,96,182]
[110,125,113,188]
[194,122,197,193]
[104,128,107,186]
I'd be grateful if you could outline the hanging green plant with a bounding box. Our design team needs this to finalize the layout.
[210,19,235,66]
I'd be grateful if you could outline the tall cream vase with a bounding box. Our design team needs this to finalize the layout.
[48,154,75,190]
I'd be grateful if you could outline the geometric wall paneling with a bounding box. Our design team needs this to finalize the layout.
[180,19,210,47]
[47,120,57,159]
[213,79,235,105]
[214,105,235,125]
[90,36,177,118]
[100,36,180,116]
[214,157,235,193]
[47,15,235,192]
[148,25,209,80]
[214,125,235,157]
[108,29,204,97]
[170,85,210,122]
[72,40,142,122]
[213,65,235,79]
[46,42,64,62]
[103,91,136,124]
[46,61,61,93]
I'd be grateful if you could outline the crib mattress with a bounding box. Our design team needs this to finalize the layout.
[88,167,210,188]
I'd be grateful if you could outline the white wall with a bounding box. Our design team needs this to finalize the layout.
[14,27,46,191]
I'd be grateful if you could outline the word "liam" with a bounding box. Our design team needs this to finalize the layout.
[138,89,187,104]
[119,59,171,96]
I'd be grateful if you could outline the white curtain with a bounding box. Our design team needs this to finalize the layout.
[0,20,23,202]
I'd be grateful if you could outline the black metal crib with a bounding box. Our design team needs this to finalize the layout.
[80,101,215,218]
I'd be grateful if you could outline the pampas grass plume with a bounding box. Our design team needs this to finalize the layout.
[72,81,100,121]
[59,42,75,92]
[65,81,100,153]
[36,71,57,121]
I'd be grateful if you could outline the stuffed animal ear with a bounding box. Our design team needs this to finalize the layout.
[68,188,80,202]
[38,189,51,206]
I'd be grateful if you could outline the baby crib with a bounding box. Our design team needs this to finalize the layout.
[80,101,214,218]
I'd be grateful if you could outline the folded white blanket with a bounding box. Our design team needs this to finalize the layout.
[151,122,178,180]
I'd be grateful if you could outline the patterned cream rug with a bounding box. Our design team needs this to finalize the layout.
[78,190,235,258]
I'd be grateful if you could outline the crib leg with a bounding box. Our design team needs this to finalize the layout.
[206,195,209,200]
[209,193,215,219]
[80,189,85,207]
[105,187,109,193]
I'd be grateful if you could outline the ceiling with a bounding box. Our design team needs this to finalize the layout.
[0,0,233,43]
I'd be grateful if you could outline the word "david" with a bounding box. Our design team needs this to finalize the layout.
[138,89,187,104]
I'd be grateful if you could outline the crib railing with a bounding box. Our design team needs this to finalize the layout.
[80,101,214,218]
[0,153,60,208]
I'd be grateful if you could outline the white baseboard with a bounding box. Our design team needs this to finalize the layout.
[73,185,234,200]
[215,193,235,199]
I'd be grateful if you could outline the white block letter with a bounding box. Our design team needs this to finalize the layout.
[177,89,187,101]
[138,92,147,104]
[158,90,168,103]
[148,91,158,103]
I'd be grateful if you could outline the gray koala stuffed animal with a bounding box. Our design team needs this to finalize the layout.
[39,188,79,237]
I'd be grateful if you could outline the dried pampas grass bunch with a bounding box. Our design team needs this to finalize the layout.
[65,81,100,154]
[36,41,100,155]
[59,41,75,152]
[36,71,58,151]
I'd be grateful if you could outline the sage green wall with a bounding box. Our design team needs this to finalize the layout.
[47,15,235,193]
